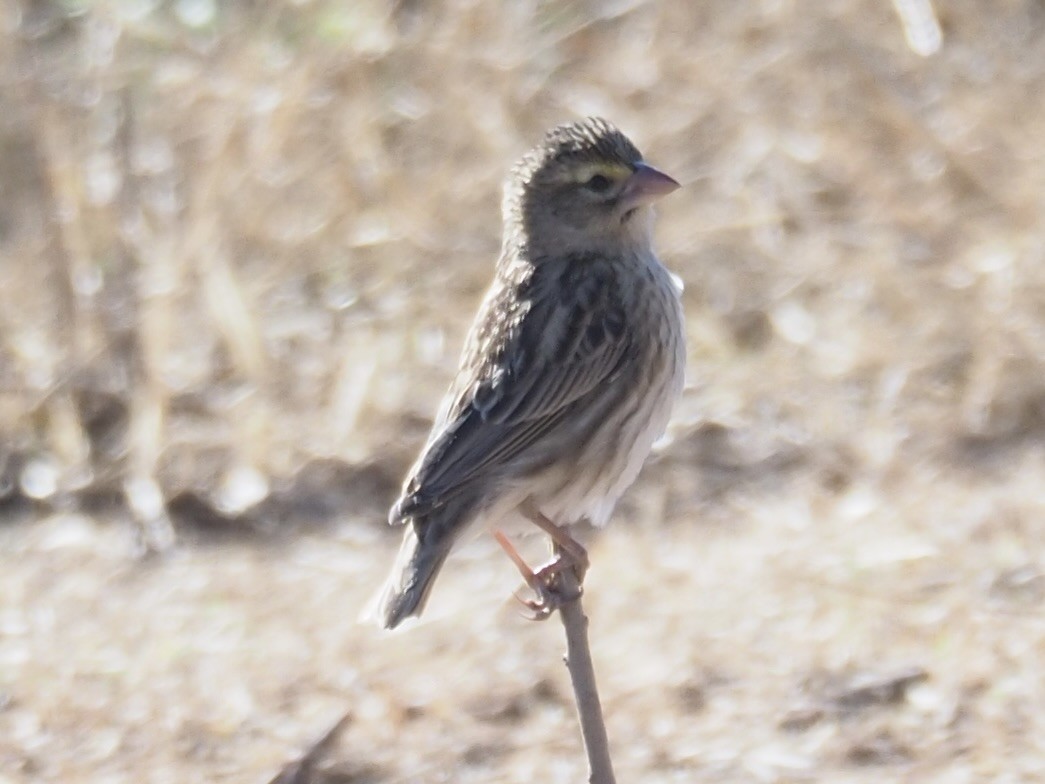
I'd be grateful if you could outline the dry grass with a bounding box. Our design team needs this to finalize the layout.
[2,0,1045,781]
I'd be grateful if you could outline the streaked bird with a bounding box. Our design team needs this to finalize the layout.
[370,117,685,629]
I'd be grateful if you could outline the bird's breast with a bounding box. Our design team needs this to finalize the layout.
[526,253,685,527]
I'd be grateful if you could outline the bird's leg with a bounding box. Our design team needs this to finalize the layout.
[521,502,589,584]
[494,530,556,619]
[493,517,588,621]
[493,531,544,595]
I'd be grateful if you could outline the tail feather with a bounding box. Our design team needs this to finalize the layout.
[363,523,454,629]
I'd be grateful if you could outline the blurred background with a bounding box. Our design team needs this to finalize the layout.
[2,1,1045,781]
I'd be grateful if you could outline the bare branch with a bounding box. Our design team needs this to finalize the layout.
[557,568,617,784]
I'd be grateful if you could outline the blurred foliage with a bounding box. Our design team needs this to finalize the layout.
[1,0,1044,538]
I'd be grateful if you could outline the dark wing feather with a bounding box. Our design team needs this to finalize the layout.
[391,256,629,522]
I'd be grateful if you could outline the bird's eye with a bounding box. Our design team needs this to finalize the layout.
[584,173,613,192]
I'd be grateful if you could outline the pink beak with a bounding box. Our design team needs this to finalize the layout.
[620,162,681,212]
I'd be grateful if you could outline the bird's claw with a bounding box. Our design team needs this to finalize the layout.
[513,588,556,621]
[512,559,584,621]
[494,527,585,621]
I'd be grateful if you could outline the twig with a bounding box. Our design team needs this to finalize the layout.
[556,567,617,784]
[495,532,618,780]
[268,712,353,784]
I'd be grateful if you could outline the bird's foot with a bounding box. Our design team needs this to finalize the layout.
[518,554,585,620]
[494,531,586,621]
[520,502,590,582]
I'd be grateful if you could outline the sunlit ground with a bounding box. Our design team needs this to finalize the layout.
[2,1,1045,781]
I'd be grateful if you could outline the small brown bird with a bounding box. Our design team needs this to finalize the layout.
[370,118,685,629]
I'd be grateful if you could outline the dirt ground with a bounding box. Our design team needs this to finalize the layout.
[2,1,1045,782]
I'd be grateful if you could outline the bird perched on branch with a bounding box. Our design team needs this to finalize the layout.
[369,117,685,629]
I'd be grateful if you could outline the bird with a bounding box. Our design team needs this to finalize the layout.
[369,117,685,629]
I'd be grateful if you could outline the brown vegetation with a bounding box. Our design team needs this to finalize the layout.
[2,1,1045,781]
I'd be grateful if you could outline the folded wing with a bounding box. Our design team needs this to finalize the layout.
[391,256,630,523]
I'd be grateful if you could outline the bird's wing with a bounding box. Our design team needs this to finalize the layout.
[391,257,631,522]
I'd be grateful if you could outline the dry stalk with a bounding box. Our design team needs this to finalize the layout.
[268,712,353,784]
[114,89,177,551]
[556,567,617,784]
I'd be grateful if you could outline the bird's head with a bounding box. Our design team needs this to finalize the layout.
[503,117,679,257]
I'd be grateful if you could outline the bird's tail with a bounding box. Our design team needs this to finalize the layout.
[362,522,455,630]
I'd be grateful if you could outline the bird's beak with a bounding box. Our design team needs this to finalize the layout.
[620,162,681,212]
